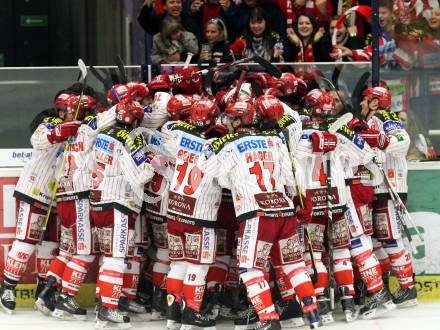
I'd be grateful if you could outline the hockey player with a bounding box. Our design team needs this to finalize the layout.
[357,86,417,308]
[0,90,82,314]
[160,99,223,330]
[199,100,321,330]
[89,99,155,328]
[296,89,375,323]
[344,112,397,319]
[34,92,109,319]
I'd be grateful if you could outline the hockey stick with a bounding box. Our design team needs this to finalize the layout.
[325,112,354,308]
[115,55,128,84]
[90,65,121,103]
[282,129,318,284]
[232,70,247,102]
[38,59,88,244]
[373,157,424,245]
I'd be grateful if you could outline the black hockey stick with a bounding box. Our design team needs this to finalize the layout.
[90,66,121,103]
[115,55,128,84]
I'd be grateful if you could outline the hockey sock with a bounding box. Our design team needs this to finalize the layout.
[240,269,279,321]
[373,238,392,273]
[351,237,384,294]
[383,239,414,288]
[182,264,209,312]
[98,257,126,309]
[62,255,95,296]
[4,240,35,283]
[167,261,188,304]
[304,252,328,296]
[282,262,316,304]
[122,255,141,300]
[206,255,230,291]
[333,249,355,295]
[36,241,59,279]
[225,256,239,290]
[274,267,295,301]
[46,251,72,285]
[152,248,170,290]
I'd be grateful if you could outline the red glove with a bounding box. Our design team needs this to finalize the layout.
[170,67,202,93]
[358,129,390,150]
[311,131,337,153]
[294,194,313,225]
[347,117,365,132]
[48,120,81,143]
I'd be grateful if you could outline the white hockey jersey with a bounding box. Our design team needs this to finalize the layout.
[161,121,222,226]
[200,131,297,221]
[296,122,375,211]
[89,125,154,214]
[367,110,410,195]
[57,108,116,201]
[14,116,65,208]
[141,91,171,129]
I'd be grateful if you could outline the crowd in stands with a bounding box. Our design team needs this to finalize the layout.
[138,0,440,68]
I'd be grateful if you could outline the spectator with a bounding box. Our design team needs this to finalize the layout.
[229,7,284,62]
[284,12,333,62]
[220,0,287,43]
[186,0,223,33]
[399,110,437,160]
[199,18,234,64]
[327,16,365,61]
[138,0,202,41]
[151,17,199,65]
[425,7,440,41]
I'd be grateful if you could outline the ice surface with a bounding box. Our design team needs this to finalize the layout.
[1,303,440,330]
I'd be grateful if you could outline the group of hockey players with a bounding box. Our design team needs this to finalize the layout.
[0,61,418,330]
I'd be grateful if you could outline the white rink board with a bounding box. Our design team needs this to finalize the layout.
[1,303,440,330]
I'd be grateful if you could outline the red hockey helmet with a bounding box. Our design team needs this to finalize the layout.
[304,89,335,116]
[362,86,392,110]
[148,74,171,94]
[127,81,149,102]
[167,94,193,120]
[255,95,284,121]
[106,84,130,106]
[272,72,308,97]
[54,92,73,110]
[225,101,256,126]
[188,100,219,128]
[115,100,144,127]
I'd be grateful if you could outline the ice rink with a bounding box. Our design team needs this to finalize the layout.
[1,303,440,330]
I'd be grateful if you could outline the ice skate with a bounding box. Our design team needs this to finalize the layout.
[340,287,359,322]
[150,286,166,320]
[95,305,131,329]
[34,276,59,316]
[118,296,151,321]
[180,299,216,330]
[234,304,259,330]
[166,294,181,330]
[276,299,304,328]
[393,286,418,308]
[360,288,396,319]
[302,296,320,329]
[52,292,87,321]
[316,295,333,324]
[251,319,282,330]
[0,281,16,314]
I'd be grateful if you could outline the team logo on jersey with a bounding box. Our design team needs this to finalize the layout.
[353,134,365,149]
[279,235,302,264]
[254,192,289,209]
[179,135,204,153]
[236,137,271,153]
[383,120,403,133]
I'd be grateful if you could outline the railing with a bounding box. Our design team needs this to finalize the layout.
[0,61,439,162]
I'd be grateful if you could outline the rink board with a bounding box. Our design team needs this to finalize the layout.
[1,162,440,307]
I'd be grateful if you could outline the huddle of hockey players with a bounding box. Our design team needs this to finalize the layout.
[0,61,418,330]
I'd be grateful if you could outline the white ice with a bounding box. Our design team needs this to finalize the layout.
[1,303,440,330]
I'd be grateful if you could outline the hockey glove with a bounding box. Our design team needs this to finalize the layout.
[48,120,81,144]
[347,117,366,132]
[311,131,337,153]
[358,129,390,150]
[294,194,313,225]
